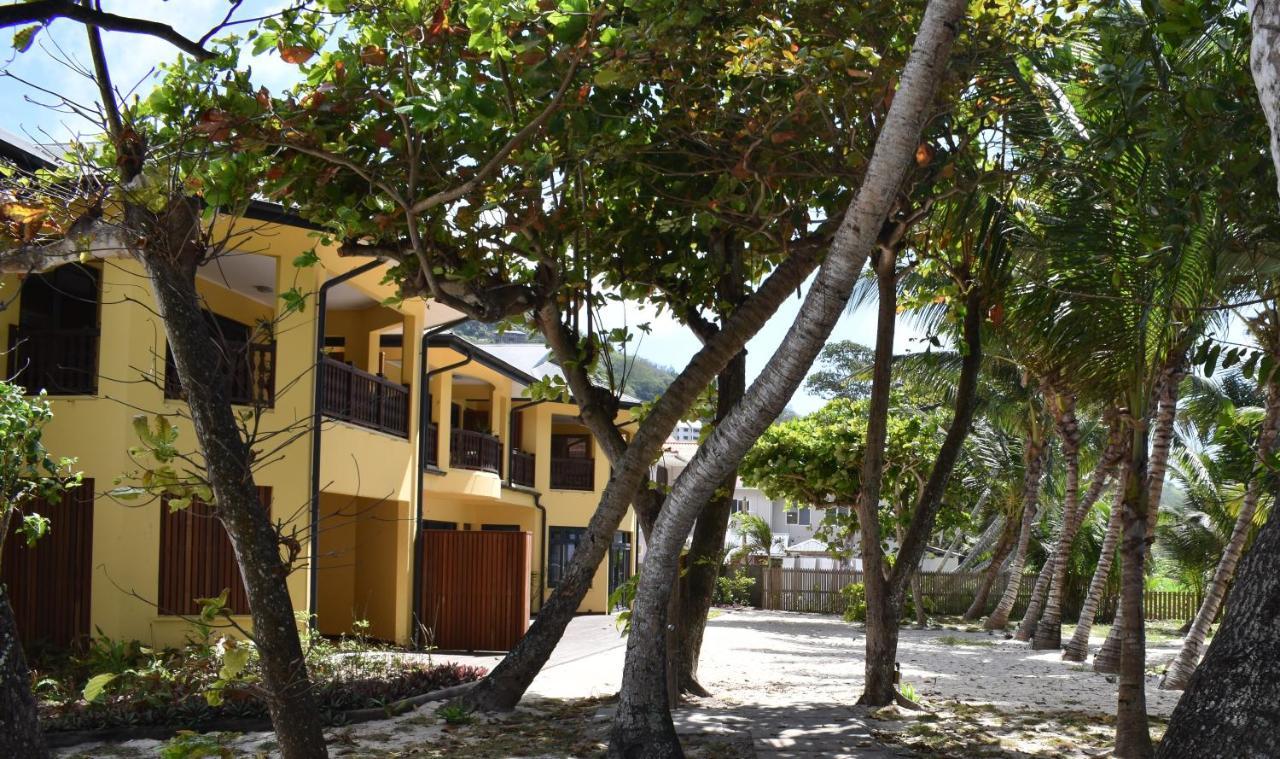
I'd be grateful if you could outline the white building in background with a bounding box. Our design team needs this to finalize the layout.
[654,436,820,559]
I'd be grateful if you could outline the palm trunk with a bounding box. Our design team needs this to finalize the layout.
[964,513,1017,620]
[1095,366,1179,674]
[1154,476,1280,758]
[674,350,746,696]
[1033,413,1125,649]
[1062,471,1126,662]
[145,246,327,759]
[985,434,1047,631]
[0,581,47,759]
[1114,417,1153,759]
[606,3,967,750]
[1162,377,1280,690]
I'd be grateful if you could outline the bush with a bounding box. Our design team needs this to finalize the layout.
[714,568,755,606]
[33,626,487,733]
[841,583,867,622]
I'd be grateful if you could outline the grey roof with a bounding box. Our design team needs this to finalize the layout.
[438,335,641,405]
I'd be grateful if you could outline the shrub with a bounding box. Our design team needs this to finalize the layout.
[714,568,755,606]
[841,583,867,622]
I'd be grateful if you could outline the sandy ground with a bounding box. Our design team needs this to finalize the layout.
[55,609,1188,758]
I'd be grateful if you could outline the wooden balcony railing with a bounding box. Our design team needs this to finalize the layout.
[451,428,502,474]
[6,325,99,396]
[425,423,439,467]
[551,457,595,491]
[510,450,535,487]
[165,341,275,407]
[319,356,410,438]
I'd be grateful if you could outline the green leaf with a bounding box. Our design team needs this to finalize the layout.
[83,673,117,703]
[12,25,41,54]
[219,644,251,681]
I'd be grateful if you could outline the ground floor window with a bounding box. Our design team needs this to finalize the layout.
[423,520,457,530]
[547,526,586,588]
[482,524,520,532]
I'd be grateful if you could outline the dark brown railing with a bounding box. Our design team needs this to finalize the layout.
[451,428,502,474]
[320,356,410,438]
[7,325,99,396]
[425,423,439,467]
[165,341,276,407]
[510,450,535,487]
[551,457,594,490]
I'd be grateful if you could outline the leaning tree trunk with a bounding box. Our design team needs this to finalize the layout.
[1096,366,1179,674]
[674,350,746,696]
[964,512,1017,620]
[1016,388,1081,642]
[1154,482,1280,757]
[144,240,328,759]
[0,581,47,759]
[1062,471,1127,663]
[1033,413,1125,649]
[985,435,1048,631]
[1162,377,1280,690]
[606,1,967,750]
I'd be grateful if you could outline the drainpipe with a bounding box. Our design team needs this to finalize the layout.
[308,259,385,627]
[411,318,470,647]
[508,398,549,613]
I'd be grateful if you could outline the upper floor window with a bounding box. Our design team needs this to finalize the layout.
[732,499,749,514]
[786,507,812,526]
[553,433,591,458]
[8,264,101,396]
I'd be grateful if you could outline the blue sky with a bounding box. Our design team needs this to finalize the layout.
[0,2,925,415]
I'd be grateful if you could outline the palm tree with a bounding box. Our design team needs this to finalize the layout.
[728,512,775,565]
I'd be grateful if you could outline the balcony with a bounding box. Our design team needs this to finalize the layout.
[6,325,99,396]
[425,423,439,467]
[451,428,503,474]
[319,356,410,438]
[165,341,276,407]
[510,450,535,487]
[551,457,595,491]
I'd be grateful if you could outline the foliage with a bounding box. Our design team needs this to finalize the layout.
[727,512,774,564]
[0,381,80,548]
[159,731,236,759]
[840,583,868,623]
[806,342,876,400]
[33,627,486,733]
[437,702,476,726]
[713,569,756,607]
[607,571,641,635]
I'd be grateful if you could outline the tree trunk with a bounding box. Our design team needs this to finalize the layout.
[1154,482,1280,758]
[964,513,1017,620]
[0,582,47,759]
[1252,0,1280,204]
[861,573,903,706]
[1096,365,1179,674]
[1114,402,1154,758]
[1062,470,1126,662]
[985,435,1047,630]
[1162,378,1280,690]
[674,350,746,697]
[1033,412,1125,649]
[606,1,967,750]
[144,246,327,759]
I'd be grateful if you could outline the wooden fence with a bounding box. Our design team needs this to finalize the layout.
[416,529,531,652]
[745,566,1205,623]
[157,488,272,616]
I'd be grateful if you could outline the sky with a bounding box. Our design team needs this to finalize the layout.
[0,2,927,415]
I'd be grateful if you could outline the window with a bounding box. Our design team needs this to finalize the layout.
[423,520,457,530]
[786,507,812,526]
[547,527,586,587]
[732,499,749,514]
[552,434,591,458]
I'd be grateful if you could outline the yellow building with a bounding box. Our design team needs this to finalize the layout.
[0,134,636,653]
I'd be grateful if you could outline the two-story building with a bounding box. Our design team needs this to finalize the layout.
[0,131,635,654]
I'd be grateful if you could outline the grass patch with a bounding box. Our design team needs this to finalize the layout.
[936,634,996,647]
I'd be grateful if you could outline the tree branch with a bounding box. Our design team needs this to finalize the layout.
[0,1,216,60]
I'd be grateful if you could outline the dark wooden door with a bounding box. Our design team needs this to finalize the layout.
[1,481,94,651]
[417,529,530,651]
